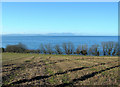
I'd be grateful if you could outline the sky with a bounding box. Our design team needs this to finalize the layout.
[2,2,118,36]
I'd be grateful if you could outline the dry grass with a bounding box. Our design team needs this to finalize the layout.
[2,53,119,86]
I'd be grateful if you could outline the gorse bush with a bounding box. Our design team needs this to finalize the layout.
[3,41,118,56]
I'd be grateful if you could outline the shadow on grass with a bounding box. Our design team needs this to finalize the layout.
[56,65,120,87]
[7,67,86,85]
[3,60,119,86]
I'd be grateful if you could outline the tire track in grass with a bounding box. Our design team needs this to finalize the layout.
[2,56,35,72]
[56,65,120,87]
[7,60,118,85]
[3,55,34,67]
[35,57,117,68]
[2,56,35,85]
[48,58,118,69]
[3,54,31,62]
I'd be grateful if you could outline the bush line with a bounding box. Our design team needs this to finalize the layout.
[0,41,119,56]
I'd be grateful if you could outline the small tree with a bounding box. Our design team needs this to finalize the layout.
[45,43,53,54]
[62,43,67,54]
[112,42,118,56]
[101,41,114,56]
[76,45,81,55]
[80,44,88,55]
[54,44,62,54]
[40,44,46,54]
[89,44,99,56]
[101,42,106,56]
[107,42,114,55]
[62,42,74,55]
[68,42,74,54]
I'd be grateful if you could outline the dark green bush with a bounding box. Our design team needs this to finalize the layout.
[0,47,5,53]
[80,44,88,55]
[81,50,87,55]
[6,43,27,53]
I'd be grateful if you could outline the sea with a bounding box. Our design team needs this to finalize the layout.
[2,36,118,50]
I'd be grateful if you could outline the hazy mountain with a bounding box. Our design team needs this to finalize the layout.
[2,33,77,36]
[45,33,76,36]
[2,33,114,36]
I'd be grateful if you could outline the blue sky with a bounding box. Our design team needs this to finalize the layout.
[2,2,118,36]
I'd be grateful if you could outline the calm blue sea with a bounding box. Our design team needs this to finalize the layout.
[2,36,118,50]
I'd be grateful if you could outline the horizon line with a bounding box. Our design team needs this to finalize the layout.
[1,34,118,36]
[1,0,119,2]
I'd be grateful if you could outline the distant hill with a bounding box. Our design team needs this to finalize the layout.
[2,33,117,36]
[2,33,77,36]
[45,33,76,36]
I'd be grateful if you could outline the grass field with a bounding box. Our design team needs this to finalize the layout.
[2,53,120,86]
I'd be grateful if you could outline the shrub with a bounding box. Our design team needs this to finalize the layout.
[3,41,118,56]
[62,42,74,55]
[112,42,118,56]
[76,45,81,55]
[54,44,62,54]
[81,50,87,55]
[0,48,5,53]
[24,49,31,53]
[62,43,67,54]
[45,43,53,54]
[80,44,88,55]
[101,41,115,56]
[29,50,36,53]
[40,43,47,54]
[36,49,41,53]
[89,44,99,56]
[5,43,27,53]
[67,42,74,54]
[101,42,106,56]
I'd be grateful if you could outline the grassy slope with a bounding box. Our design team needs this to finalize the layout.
[2,53,119,86]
